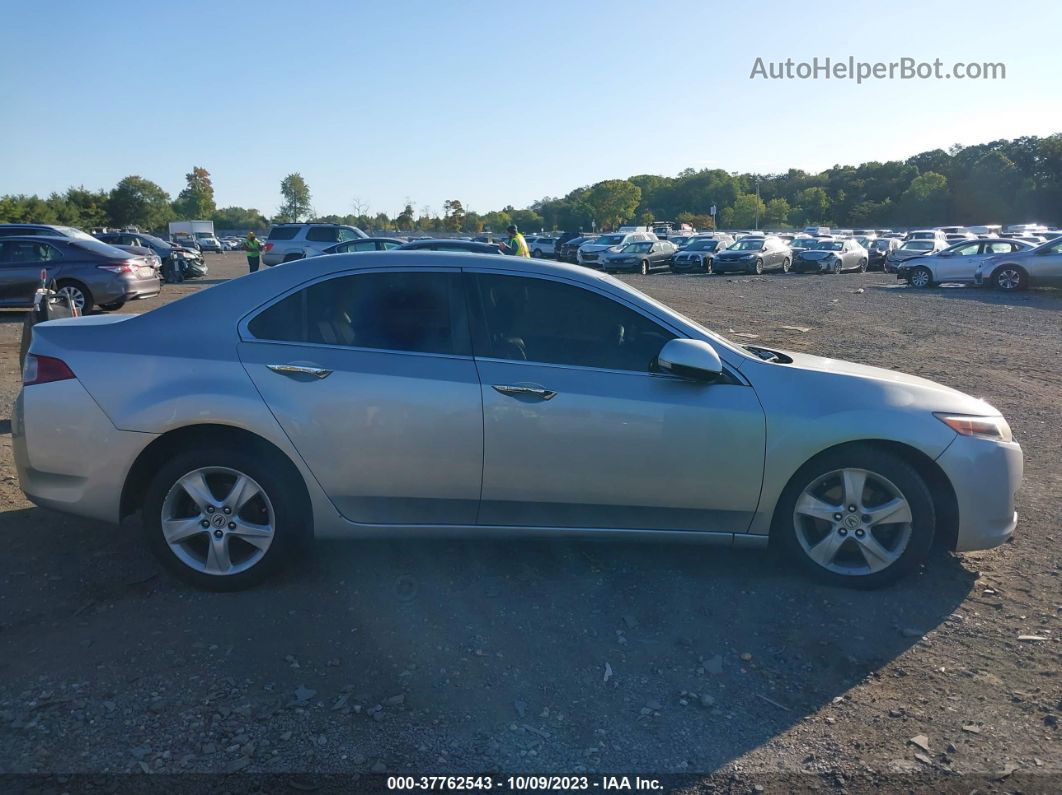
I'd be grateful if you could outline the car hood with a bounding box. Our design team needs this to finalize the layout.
[717,250,759,258]
[756,348,1000,414]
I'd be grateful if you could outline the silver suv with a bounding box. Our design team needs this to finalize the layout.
[263,223,367,265]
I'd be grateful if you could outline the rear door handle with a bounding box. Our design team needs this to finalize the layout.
[492,384,556,400]
[267,364,333,379]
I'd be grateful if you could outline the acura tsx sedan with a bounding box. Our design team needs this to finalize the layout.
[15,253,1022,590]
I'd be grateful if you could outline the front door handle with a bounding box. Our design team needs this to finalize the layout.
[267,364,333,379]
[492,384,556,400]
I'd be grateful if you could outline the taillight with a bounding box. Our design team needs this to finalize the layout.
[97,259,137,274]
[263,243,273,252]
[23,355,76,386]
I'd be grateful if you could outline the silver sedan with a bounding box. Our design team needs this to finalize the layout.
[14,253,1022,590]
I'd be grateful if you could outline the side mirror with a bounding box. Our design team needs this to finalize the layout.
[938,250,952,257]
[656,339,723,383]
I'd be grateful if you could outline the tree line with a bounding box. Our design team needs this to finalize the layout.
[2,133,1059,235]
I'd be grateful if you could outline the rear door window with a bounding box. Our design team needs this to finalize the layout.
[306,227,339,243]
[247,271,470,356]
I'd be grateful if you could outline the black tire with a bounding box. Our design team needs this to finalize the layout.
[282,253,304,263]
[142,446,311,591]
[703,257,713,274]
[751,258,763,275]
[908,266,933,288]
[532,249,542,258]
[773,444,935,589]
[832,259,842,274]
[992,265,1027,291]
[640,260,650,276]
[857,257,868,273]
[98,299,126,311]
[781,257,791,273]
[55,280,93,313]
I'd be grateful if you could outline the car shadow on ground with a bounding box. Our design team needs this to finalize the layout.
[871,282,1061,311]
[0,503,976,773]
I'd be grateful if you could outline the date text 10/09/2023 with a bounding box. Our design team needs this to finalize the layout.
[386,776,664,791]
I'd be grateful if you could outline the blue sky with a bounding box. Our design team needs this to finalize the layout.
[2,0,1060,218]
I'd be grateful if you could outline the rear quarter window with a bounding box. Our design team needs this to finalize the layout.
[267,226,300,241]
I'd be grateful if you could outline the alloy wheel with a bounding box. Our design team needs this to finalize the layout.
[160,467,275,576]
[57,285,87,311]
[910,268,931,288]
[996,268,1023,290]
[792,467,913,577]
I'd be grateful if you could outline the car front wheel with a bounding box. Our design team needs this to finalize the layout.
[781,257,791,273]
[774,445,935,589]
[908,266,933,288]
[142,447,310,590]
[640,260,650,275]
[993,265,1027,291]
[703,257,713,274]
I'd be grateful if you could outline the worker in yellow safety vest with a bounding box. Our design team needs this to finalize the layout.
[245,231,264,272]
[498,224,530,257]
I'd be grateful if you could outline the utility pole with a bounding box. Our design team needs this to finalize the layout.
[754,177,761,230]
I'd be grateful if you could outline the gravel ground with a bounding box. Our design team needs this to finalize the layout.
[0,252,1058,792]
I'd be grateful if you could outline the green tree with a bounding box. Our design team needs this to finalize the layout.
[395,203,415,230]
[510,208,544,232]
[443,199,465,232]
[278,173,312,222]
[795,187,830,224]
[106,176,174,231]
[173,166,216,219]
[896,172,949,225]
[729,192,767,228]
[585,179,641,230]
[764,197,791,227]
[213,206,269,232]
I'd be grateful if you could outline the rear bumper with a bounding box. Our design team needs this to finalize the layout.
[13,381,154,524]
[122,274,162,301]
[935,434,1023,551]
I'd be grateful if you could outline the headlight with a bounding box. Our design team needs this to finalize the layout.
[934,413,1013,442]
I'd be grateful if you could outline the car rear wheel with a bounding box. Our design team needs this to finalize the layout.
[775,445,935,588]
[703,257,713,274]
[781,257,791,273]
[142,447,310,591]
[751,258,763,275]
[993,265,1027,291]
[532,249,542,258]
[908,266,933,288]
[56,281,92,313]
[640,260,650,276]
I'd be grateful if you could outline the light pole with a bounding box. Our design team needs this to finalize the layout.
[754,177,761,231]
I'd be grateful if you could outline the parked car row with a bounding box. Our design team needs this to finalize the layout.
[0,224,163,312]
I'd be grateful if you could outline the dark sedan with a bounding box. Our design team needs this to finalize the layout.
[602,240,677,275]
[865,237,901,271]
[319,237,406,255]
[0,235,161,312]
[670,238,726,273]
[712,236,792,274]
[396,239,502,254]
[558,235,598,263]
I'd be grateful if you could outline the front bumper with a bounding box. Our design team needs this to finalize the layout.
[935,434,1023,551]
[791,258,831,273]
[671,257,706,271]
[13,381,156,524]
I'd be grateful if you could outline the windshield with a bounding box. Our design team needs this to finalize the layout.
[811,241,844,251]
[871,240,890,250]
[902,241,934,250]
[729,240,764,251]
[687,240,719,251]
[621,242,653,253]
[138,233,172,252]
[594,234,624,246]
[908,232,935,239]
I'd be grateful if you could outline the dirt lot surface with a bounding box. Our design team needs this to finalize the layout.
[0,252,1058,791]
